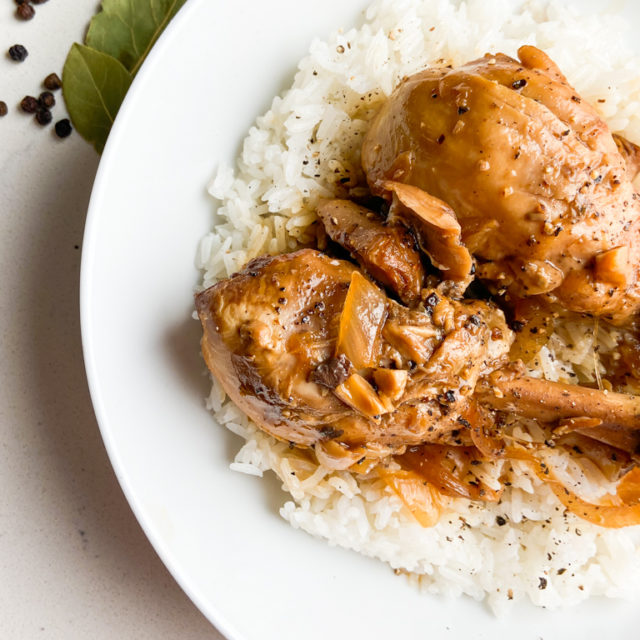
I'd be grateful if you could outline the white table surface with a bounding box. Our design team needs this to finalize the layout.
[0,1,223,637]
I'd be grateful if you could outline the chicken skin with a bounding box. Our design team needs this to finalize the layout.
[195,249,513,467]
[362,45,640,323]
[196,249,640,469]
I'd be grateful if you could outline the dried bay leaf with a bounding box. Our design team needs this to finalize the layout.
[86,0,188,75]
[62,0,187,152]
[62,44,132,153]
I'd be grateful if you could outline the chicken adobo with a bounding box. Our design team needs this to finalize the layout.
[196,45,640,526]
[196,249,512,468]
[362,45,640,323]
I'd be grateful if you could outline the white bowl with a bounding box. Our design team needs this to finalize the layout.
[81,0,640,637]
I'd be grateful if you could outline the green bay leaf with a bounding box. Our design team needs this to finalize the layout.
[86,0,188,76]
[62,44,132,153]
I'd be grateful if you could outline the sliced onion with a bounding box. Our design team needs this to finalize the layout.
[463,401,505,459]
[617,467,640,505]
[378,467,446,527]
[507,298,554,364]
[398,445,503,502]
[505,446,640,528]
[335,271,387,369]
[554,432,633,483]
[315,440,364,470]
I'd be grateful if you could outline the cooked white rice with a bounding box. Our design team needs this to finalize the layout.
[197,0,640,615]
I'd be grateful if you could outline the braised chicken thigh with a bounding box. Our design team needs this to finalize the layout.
[196,249,513,467]
[196,249,640,469]
[362,45,640,323]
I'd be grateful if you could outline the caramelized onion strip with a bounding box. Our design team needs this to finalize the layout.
[505,446,640,528]
[378,467,446,527]
[463,401,505,460]
[399,445,503,502]
[335,271,388,369]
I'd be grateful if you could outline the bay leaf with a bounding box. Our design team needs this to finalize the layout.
[62,44,132,153]
[86,0,188,76]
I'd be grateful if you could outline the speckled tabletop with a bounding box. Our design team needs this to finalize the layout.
[0,2,222,637]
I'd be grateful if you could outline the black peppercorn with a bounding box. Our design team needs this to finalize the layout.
[16,3,35,20]
[8,44,28,62]
[39,91,55,108]
[35,108,52,125]
[20,95,38,113]
[0,101,8,117]
[54,119,72,138]
[44,73,62,91]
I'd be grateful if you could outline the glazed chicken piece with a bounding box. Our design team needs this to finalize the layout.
[195,249,513,468]
[317,199,425,304]
[362,45,640,323]
[196,249,640,469]
[478,367,640,455]
[318,191,473,301]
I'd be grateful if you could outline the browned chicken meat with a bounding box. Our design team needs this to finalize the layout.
[317,199,425,304]
[478,366,640,454]
[196,249,513,468]
[362,45,640,323]
[196,44,640,528]
[196,249,640,469]
[318,189,473,301]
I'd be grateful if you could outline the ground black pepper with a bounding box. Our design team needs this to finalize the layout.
[0,101,8,117]
[8,44,28,62]
[43,73,62,90]
[54,119,72,138]
[39,91,55,108]
[424,292,439,311]
[496,515,506,526]
[16,3,35,20]
[20,95,38,113]
[319,426,344,440]
[35,108,52,125]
